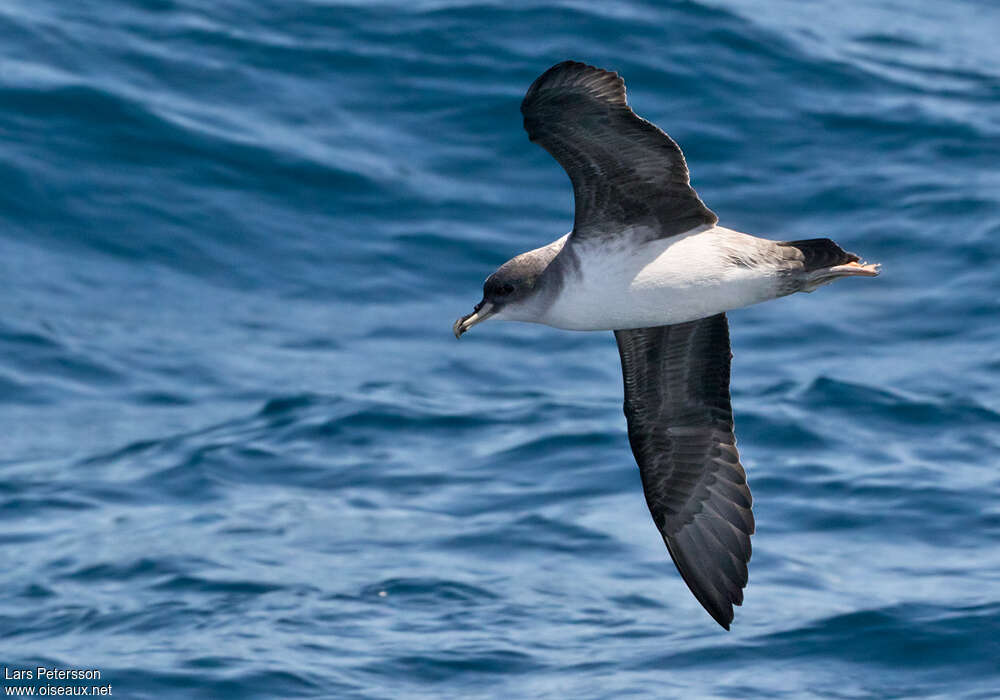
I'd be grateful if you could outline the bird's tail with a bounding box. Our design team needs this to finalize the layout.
[781,238,880,292]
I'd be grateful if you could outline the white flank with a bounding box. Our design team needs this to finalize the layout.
[538,226,787,331]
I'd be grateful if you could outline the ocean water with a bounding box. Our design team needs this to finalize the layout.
[1,0,998,697]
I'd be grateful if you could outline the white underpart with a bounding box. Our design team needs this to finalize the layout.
[537,226,788,331]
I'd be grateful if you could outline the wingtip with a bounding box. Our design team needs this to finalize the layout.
[662,520,749,633]
[521,60,627,116]
[707,600,736,631]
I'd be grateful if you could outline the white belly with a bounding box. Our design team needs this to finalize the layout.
[539,227,784,330]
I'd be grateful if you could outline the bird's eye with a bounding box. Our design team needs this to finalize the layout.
[501,283,515,295]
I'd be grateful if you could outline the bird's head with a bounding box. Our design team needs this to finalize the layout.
[453,248,555,338]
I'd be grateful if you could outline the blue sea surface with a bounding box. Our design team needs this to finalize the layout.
[2,0,999,697]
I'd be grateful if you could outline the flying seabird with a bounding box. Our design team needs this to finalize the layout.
[453,61,879,629]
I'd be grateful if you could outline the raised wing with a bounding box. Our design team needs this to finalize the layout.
[521,61,717,242]
[614,314,754,629]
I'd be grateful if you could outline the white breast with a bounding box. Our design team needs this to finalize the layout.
[539,226,785,331]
